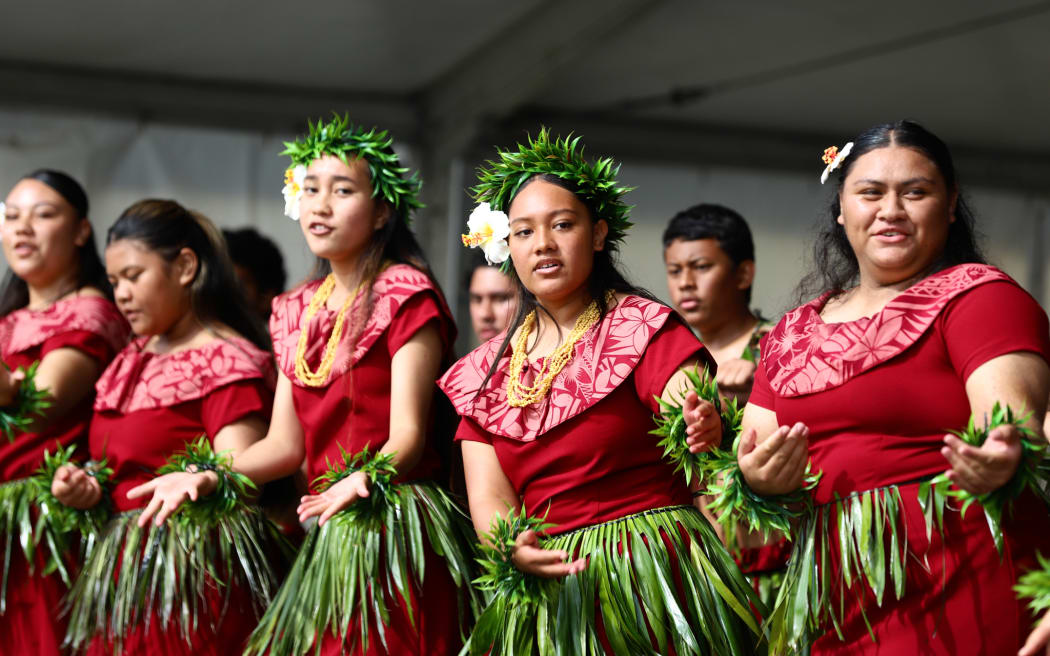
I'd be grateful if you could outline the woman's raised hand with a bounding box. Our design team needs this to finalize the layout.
[127,470,219,527]
[683,391,722,454]
[297,470,371,526]
[510,528,587,579]
[51,463,102,509]
[942,424,1022,496]
[738,422,810,496]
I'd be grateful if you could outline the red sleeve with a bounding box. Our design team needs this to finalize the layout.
[749,339,776,410]
[386,290,454,356]
[39,329,117,365]
[941,280,1050,381]
[454,416,493,444]
[633,317,714,414]
[200,379,272,438]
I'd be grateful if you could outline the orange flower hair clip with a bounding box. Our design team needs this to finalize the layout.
[820,141,853,184]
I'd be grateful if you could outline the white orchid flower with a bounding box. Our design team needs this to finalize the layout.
[820,142,854,184]
[461,202,511,265]
[282,165,307,220]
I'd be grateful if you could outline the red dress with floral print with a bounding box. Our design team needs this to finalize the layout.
[439,295,708,535]
[269,264,461,655]
[750,264,1050,655]
[0,295,128,656]
[84,336,274,656]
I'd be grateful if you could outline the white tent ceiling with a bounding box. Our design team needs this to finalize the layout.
[2,0,1048,169]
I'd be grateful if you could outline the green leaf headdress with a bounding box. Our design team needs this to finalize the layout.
[280,114,423,224]
[465,128,634,268]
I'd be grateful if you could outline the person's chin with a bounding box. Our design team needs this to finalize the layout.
[476,328,500,342]
[677,308,705,329]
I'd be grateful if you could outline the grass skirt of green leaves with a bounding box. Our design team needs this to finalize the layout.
[0,478,43,613]
[767,403,1050,655]
[244,481,481,656]
[467,505,766,656]
[1,445,111,614]
[64,506,288,653]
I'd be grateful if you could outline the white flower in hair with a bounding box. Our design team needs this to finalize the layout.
[820,142,854,184]
[461,202,511,265]
[281,165,307,220]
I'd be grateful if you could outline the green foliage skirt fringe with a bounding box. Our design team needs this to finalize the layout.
[0,478,46,613]
[467,505,767,656]
[766,403,1050,655]
[243,481,482,656]
[64,506,289,652]
[0,444,111,614]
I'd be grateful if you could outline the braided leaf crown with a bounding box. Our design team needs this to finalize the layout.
[472,127,633,248]
[281,114,423,222]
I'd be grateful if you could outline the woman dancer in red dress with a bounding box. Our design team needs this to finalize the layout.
[151,116,481,656]
[718,121,1050,655]
[0,170,128,655]
[51,199,279,655]
[440,130,763,655]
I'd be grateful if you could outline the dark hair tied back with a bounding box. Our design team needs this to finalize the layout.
[797,120,985,304]
[107,199,270,350]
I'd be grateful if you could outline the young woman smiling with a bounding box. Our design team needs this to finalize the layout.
[700,121,1050,655]
[0,170,128,655]
[210,117,478,656]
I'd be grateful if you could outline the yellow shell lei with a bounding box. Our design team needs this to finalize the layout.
[294,275,364,387]
[506,292,612,407]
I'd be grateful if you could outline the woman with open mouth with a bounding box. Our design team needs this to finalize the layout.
[0,169,128,655]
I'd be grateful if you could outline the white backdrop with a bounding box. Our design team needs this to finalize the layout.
[2,107,1046,323]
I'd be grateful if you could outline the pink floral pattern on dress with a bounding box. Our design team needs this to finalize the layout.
[763,264,1012,397]
[0,295,129,360]
[270,264,440,388]
[438,295,671,442]
[94,336,274,413]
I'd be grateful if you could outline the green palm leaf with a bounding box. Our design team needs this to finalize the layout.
[0,361,52,442]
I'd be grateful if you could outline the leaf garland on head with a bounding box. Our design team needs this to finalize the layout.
[0,362,52,441]
[472,127,634,253]
[281,113,423,222]
[651,365,821,541]
[918,401,1047,553]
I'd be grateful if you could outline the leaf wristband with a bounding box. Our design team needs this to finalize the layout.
[156,436,256,524]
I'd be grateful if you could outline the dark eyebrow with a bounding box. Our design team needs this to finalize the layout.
[302,174,357,184]
[901,177,936,186]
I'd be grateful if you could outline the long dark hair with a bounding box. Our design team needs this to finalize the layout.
[0,169,110,316]
[797,120,986,304]
[106,199,270,350]
[303,153,461,484]
[477,173,661,394]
